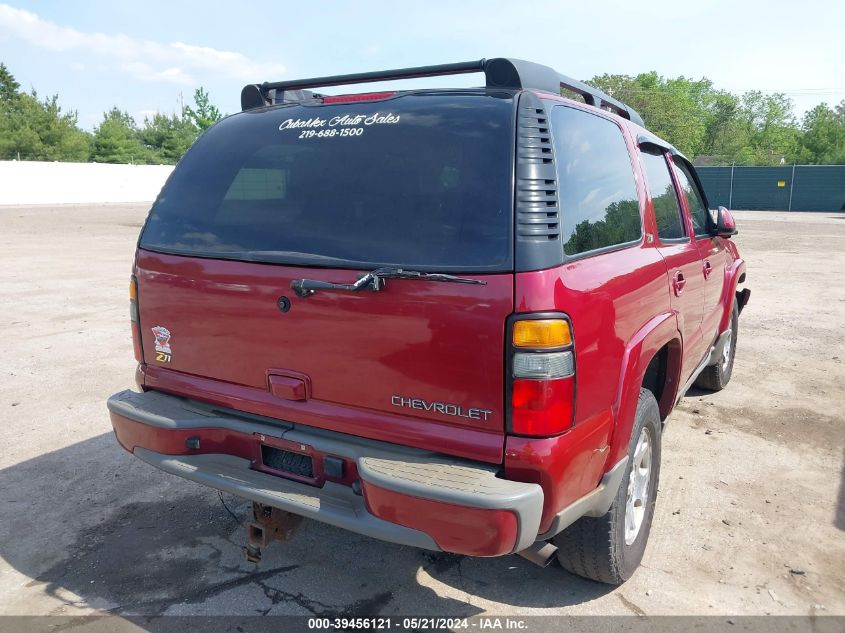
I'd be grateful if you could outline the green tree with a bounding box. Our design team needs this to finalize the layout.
[699,90,740,159]
[0,87,41,159]
[0,62,20,101]
[729,91,798,165]
[586,72,711,157]
[796,102,845,164]
[90,108,150,164]
[184,87,222,131]
[0,88,90,161]
[582,74,820,166]
[1,63,216,164]
[138,111,198,164]
[34,93,91,161]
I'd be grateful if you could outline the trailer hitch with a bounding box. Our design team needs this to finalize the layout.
[245,502,303,563]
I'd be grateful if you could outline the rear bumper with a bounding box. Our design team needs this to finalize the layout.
[107,389,544,556]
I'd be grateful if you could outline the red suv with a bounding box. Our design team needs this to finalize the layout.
[108,58,749,585]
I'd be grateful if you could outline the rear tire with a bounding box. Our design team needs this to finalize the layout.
[694,303,738,392]
[553,389,661,585]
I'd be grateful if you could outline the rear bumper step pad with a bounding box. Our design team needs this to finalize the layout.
[108,389,543,555]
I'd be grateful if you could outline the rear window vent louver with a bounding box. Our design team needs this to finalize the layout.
[514,92,563,271]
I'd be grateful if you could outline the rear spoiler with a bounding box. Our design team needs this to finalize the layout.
[240,58,644,127]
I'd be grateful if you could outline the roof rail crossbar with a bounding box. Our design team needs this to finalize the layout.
[240,58,645,127]
[263,60,485,92]
[556,74,645,127]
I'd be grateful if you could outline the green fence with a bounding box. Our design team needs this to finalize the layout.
[697,165,845,211]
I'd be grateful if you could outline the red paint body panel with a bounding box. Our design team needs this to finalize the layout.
[111,410,360,487]
[135,249,513,461]
[361,480,518,556]
[112,410,255,457]
[514,245,672,427]
[504,409,614,533]
[653,238,707,380]
[139,364,504,464]
[607,313,682,466]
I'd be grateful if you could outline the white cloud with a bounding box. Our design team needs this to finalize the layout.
[120,62,195,86]
[0,4,286,86]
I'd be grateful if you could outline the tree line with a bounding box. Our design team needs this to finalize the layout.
[0,62,222,165]
[1,62,843,166]
[585,72,845,165]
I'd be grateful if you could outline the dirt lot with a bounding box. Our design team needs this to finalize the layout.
[0,205,843,621]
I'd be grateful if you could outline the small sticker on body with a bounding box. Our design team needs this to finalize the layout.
[151,326,172,363]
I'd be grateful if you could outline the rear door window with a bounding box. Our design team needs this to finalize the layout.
[141,93,515,272]
[672,158,711,236]
[551,106,642,256]
[639,151,687,241]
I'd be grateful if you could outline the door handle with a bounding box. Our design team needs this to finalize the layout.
[703,260,712,279]
[672,271,686,296]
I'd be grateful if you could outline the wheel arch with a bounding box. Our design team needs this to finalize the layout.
[719,258,746,332]
[641,340,682,420]
[605,312,682,468]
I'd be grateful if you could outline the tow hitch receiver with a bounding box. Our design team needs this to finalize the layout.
[245,502,303,563]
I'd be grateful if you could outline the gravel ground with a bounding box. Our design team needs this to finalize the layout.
[0,205,843,622]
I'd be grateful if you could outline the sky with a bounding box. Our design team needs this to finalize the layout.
[1,1,843,130]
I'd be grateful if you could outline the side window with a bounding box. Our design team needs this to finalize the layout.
[551,106,642,256]
[672,159,710,236]
[639,151,686,241]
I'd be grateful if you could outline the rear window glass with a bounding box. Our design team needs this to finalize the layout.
[551,106,641,256]
[140,94,515,272]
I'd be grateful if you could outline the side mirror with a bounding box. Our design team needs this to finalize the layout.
[714,206,738,238]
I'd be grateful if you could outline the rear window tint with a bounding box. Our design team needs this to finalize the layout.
[551,106,641,256]
[141,94,515,272]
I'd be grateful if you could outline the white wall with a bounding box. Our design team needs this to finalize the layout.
[0,161,174,205]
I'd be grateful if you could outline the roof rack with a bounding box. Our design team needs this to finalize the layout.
[240,58,645,127]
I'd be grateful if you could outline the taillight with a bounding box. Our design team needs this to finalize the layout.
[513,319,572,348]
[322,91,396,104]
[130,275,143,362]
[508,315,575,436]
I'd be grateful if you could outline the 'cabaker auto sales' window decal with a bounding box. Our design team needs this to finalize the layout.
[278,112,401,139]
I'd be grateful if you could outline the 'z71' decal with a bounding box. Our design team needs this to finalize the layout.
[151,326,172,363]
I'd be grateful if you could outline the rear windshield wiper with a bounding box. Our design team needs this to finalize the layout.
[291,266,485,298]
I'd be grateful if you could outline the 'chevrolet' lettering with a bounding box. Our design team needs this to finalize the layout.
[391,395,493,422]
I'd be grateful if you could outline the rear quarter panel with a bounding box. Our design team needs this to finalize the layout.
[507,244,672,530]
[504,110,685,532]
